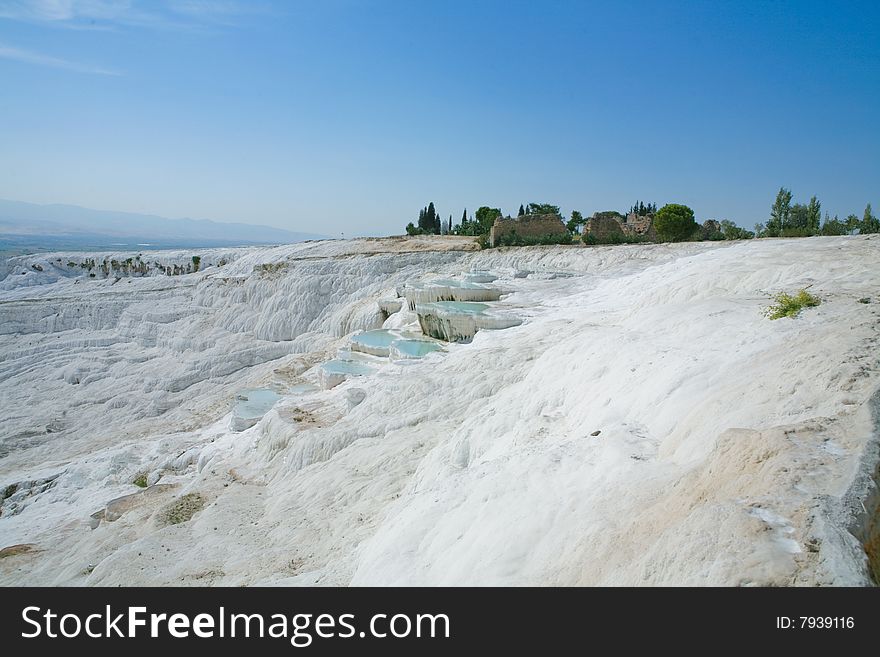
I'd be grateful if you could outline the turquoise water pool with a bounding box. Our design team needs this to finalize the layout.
[351,329,397,349]
[464,271,497,283]
[428,301,489,314]
[320,360,374,376]
[233,388,281,420]
[390,338,444,358]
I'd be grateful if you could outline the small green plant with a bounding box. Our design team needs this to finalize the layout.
[133,473,148,488]
[157,493,205,526]
[858,297,871,304]
[765,289,821,320]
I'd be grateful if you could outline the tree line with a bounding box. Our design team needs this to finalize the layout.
[757,187,878,237]
[406,202,562,237]
[629,201,657,216]
[403,190,876,246]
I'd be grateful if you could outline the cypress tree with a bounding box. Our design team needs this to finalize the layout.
[518,204,525,216]
[425,202,436,234]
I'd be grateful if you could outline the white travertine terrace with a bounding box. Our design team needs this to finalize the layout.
[1,235,878,586]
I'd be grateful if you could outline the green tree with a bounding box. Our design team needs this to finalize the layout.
[769,187,793,236]
[845,214,860,233]
[789,203,808,230]
[654,203,697,242]
[474,206,502,234]
[424,202,438,234]
[806,196,821,234]
[720,220,755,240]
[566,210,584,233]
[820,214,846,236]
[527,202,561,216]
[862,203,879,234]
[457,208,485,236]
[518,204,525,216]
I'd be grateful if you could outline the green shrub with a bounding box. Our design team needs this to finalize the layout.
[765,289,821,320]
[582,232,645,246]
[719,220,755,240]
[133,473,148,488]
[494,231,572,248]
[602,232,624,244]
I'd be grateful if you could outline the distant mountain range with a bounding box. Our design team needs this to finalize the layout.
[0,199,328,250]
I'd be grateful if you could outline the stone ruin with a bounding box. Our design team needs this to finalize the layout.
[583,211,658,241]
[488,213,569,247]
[701,219,722,239]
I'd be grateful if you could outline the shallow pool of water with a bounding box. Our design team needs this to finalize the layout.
[320,360,375,376]
[233,388,281,420]
[391,338,444,358]
[351,329,398,349]
[427,301,490,314]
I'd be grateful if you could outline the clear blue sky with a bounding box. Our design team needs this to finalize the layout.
[1,0,877,235]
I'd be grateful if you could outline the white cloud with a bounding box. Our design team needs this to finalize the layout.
[0,0,262,29]
[0,42,120,74]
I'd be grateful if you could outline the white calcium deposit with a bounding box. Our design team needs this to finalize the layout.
[0,234,878,586]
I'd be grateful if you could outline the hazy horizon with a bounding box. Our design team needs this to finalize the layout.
[1,1,878,235]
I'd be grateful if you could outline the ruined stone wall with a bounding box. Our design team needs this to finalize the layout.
[701,219,722,239]
[584,211,658,242]
[624,212,657,240]
[584,216,625,240]
[489,214,569,247]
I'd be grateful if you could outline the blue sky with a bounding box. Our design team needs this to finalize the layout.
[0,0,877,235]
